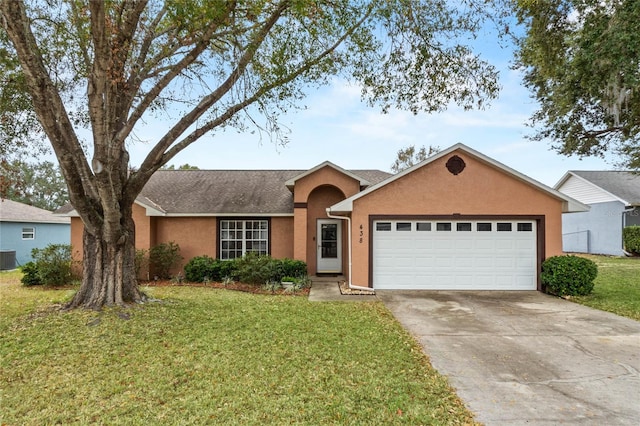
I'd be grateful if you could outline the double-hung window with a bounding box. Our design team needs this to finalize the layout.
[220,219,268,259]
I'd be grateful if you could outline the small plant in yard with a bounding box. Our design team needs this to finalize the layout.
[149,241,182,280]
[541,255,598,297]
[263,279,282,292]
[20,244,73,286]
[222,276,234,287]
[19,262,41,286]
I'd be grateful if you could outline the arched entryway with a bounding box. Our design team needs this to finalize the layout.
[306,185,346,275]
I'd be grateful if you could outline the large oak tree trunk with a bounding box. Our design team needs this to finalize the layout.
[66,208,145,310]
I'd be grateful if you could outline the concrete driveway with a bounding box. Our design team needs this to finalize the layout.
[377,291,640,425]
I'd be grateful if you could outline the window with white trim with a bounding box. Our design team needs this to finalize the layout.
[220,220,268,259]
[22,227,35,240]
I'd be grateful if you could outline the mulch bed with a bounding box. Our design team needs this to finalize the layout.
[142,280,310,296]
[22,281,310,296]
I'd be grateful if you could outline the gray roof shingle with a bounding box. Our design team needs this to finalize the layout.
[1,199,71,224]
[571,171,640,205]
[140,168,392,214]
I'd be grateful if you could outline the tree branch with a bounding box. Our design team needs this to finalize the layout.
[0,0,101,231]
[129,1,375,195]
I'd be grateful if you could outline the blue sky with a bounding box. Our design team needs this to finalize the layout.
[126,30,614,188]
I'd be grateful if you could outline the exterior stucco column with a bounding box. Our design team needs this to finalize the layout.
[293,205,307,262]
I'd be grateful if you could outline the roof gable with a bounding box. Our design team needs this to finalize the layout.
[285,161,372,189]
[555,171,640,206]
[330,143,588,214]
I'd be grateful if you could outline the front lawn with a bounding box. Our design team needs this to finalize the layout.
[571,255,640,321]
[0,272,476,425]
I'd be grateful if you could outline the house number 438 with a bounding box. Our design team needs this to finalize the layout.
[359,224,364,243]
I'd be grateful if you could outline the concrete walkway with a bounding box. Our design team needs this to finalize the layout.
[377,291,640,425]
[308,276,377,302]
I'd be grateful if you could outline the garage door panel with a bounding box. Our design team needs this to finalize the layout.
[373,220,536,290]
[455,239,474,250]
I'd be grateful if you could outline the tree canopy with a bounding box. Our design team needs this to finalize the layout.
[1,0,504,308]
[390,145,440,173]
[1,160,69,210]
[514,0,640,170]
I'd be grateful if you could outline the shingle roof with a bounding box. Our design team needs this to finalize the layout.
[570,171,640,205]
[141,169,391,214]
[0,199,70,224]
[142,170,302,214]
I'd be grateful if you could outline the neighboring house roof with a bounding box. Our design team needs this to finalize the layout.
[0,199,70,224]
[329,143,589,214]
[554,171,640,206]
[57,167,392,216]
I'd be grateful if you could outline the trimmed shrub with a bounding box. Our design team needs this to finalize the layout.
[20,261,41,286]
[279,258,307,280]
[183,254,308,285]
[149,242,182,279]
[541,255,598,296]
[234,252,276,285]
[20,244,73,286]
[185,256,216,282]
[623,226,640,255]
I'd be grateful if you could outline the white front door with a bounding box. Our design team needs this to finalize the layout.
[317,219,342,273]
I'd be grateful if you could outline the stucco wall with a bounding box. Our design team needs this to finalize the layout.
[154,217,216,274]
[70,217,84,275]
[270,216,294,259]
[562,201,625,256]
[133,203,153,251]
[348,150,564,287]
[0,221,70,267]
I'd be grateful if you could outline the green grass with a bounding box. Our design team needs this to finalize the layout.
[570,255,640,320]
[0,272,476,425]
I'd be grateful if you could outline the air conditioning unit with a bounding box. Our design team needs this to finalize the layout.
[0,250,16,270]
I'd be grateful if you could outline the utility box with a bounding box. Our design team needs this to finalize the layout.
[0,250,16,270]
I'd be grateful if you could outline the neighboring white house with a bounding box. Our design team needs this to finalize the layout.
[555,171,640,256]
[0,199,71,269]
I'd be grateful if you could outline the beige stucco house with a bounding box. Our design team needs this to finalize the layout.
[61,144,587,290]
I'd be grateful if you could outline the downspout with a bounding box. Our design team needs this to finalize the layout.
[326,208,375,292]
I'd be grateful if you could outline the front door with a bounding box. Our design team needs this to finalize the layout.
[317,219,342,273]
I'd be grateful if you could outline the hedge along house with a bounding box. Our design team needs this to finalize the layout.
[59,143,587,290]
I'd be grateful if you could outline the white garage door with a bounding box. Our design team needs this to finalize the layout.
[373,220,537,290]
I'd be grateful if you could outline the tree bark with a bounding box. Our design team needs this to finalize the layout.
[66,207,145,310]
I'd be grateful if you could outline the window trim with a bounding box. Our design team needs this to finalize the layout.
[22,227,35,240]
[218,218,270,260]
